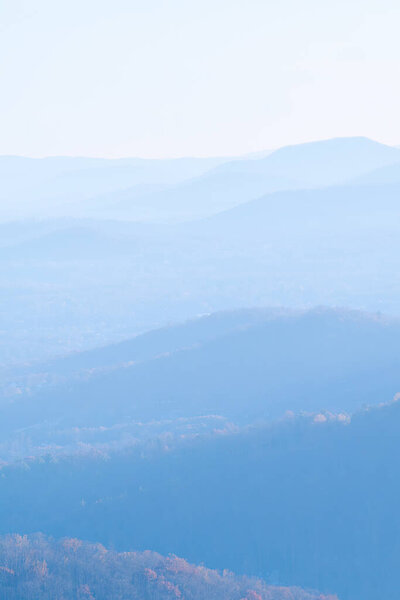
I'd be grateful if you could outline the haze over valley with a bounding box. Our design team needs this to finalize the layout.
[2,2,400,595]
[0,131,399,599]
[2,137,400,365]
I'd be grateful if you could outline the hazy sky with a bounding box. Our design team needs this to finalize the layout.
[1,0,399,157]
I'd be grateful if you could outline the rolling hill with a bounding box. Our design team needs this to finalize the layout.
[1,308,400,462]
[80,136,400,222]
[5,136,397,224]
[1,400,399,599]
[0,155,230,221]
[3,175,400,364]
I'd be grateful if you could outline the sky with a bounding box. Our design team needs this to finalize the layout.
[1,0,399,158]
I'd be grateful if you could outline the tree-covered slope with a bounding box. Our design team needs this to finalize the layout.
[0,534,334,600]
[1,401,400,599]
[1,308,399,443]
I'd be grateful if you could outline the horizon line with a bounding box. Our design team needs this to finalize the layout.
[1,135,398,162]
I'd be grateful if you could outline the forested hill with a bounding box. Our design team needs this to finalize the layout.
[1,308,400,461]
[1,400,399,599]
[0,534,335,600]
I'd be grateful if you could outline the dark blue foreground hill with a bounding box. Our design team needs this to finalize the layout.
[0,401,399,600]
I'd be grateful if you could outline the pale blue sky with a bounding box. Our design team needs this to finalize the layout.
[1,0,399,157]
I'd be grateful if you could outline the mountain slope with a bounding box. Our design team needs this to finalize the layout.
[348,162,400,186]
[2,307,280,384]
[0,534,335,600]
[70,136,400,222]
[0,155,230,221]
[1,308,400,462]
[1,401,399,599]
[195,181,400,236]
[3,178,400,364]
[211,136,400,184]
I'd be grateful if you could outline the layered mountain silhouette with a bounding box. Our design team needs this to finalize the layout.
[2,137,399,222]
[1,308,400,455]
[2,136,400,600]
[74,136,400,222]
[2,177,400,365]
